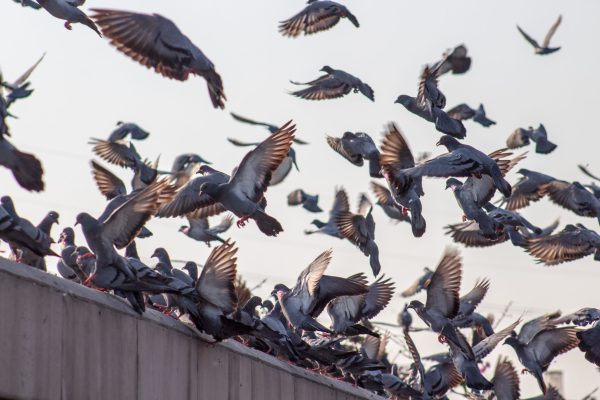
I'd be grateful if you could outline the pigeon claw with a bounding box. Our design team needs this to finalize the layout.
[236,216,250,228]
[437,334,447,344]
[521,368,530,375]
[64,21,72,30]
[401,207,410,216]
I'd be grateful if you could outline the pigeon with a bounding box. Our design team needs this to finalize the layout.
[578,164,600,182]
[517,15,562,55]
[37,0,101,36]
[16,210,60,270]
[90,160,128,200]
[226,138,299,186]
[230,113,308,145]
[186,122,295,236]
[445,220,511,248]
[447,103,496,127]
[369,181,411,224]
[279,1,359,37]
[401,135,512,198]
[56,227,89,283]
[483,203,543,234]
[334,193,381,276]
[327,275,395,337]
[0,129,44,191]
[91,9,226,109]
[526,223,600,265]
[287,189,322,213]
[407,247,475,359]
[504,313,579,394]
[501,169,556,210]
[304,187,349,238]
[0,196,58,261]
[179,214,233,246]
[274,248,368,333]
[12,0,42,9]
[577,324,600,367]
[290,66,374,101]
[400,267,433,298]
[107,121,150,142]
[492,357,521,400]
[169,153,210,188]
[326,131,381,178]
[436,44,471,75]
[453,279,490,323]
[506,124,557,154]
[379,123,426,237]
[538,180,600,223]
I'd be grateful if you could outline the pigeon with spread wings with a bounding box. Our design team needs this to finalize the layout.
[279,1,359,37]
[291,66,374,101]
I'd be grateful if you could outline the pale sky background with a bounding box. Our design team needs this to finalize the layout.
[2,0,600,397]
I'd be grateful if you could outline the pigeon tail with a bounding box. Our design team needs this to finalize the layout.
[535,138,557,154]
[490,168,512,197]
[441,323,475,359]
[367,241,381,276]
[433,108,466,139]
[464,364,493,390]
[409,200,426,237]
[11,149,44,192]
[204,69,226,110]
[81,16,102,37]
[346,323,380,338]
[252,211,283,236]
[533,369,547,395]
[302,317,334,334]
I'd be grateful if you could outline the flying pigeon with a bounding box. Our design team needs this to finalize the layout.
[230,112,308,145]
[91,9,226,109]
[526,223,600,265]
[287,189,322,213]
[436,44,471,75]
[326,131,381,178]
[501,169,556,210]
[539,180,600,223]
[370,181,411,225]
[304,187,349,238]
[517,15,562,55]
[37,0,101,36]
[290,66,374,101]
[506,124,557,154]
[447,103,496,127]
[279,1,359,37]
[179,214,233,246]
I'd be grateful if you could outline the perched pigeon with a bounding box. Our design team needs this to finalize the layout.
[291,66,374,101]
[327,275,395,337]
[504,313,579,394]
[539,180,600,223]
[436,44,471,75]
[274,249,368,333]
[447,103,496,127]
[179,214,233,246]
[91,9,225,109]
[507,124,557,154]
[107,121,150,142]
[334,193,381,276]
[327,131,381,178]
[287,189,322,213]
[279,1,359,37]
[369,181,410,225]
[230,113,308,145]
[37,0,101,36]
[501,169,555,210]
[401,135,512,198]
[407,247,475,359]
[400,267,433,298]
[379,123,426,237]
[517,15,562,55]
[526,223,600,265]
[186,122,295,236]
[304,187,348,238]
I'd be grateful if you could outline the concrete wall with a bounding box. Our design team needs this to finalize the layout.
[0,258,383,400]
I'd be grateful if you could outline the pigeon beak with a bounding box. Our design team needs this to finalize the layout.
[292,158,300,172]
[74,221,79,227]
[435,140,442,147]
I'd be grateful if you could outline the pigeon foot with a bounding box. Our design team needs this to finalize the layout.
[521,368,530,375]
[236,216,250,228]
[437,334,447,344]
[401,207,410,216]
[64,21,72,30]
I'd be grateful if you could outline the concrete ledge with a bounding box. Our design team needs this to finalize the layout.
[0,258,383,400]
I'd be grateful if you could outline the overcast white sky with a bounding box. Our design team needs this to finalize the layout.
[2,0,600,396]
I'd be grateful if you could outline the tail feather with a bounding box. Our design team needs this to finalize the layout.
[534,370,547,395]
[11,149,44,192]
[535,138,557,154]
[346,323,380,338]
[434,108,466,139]
[205,69,226,109]
[441,323,475,359]
[253,211,283,236]
[366,241,381,276]
[409,200,426,237]
[82,16,102,37]
[491,168,512,197]
[302,317,333,334]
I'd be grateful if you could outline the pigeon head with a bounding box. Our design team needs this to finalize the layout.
[271,283,290,297]
[58,227,75,245]
[572,181,586,190]
[151,247,170,263]
[320,66,334,74]
[183,261,199,282]
[0,196,15,211]
[199,182,220,198]
[47,211,60,224]
[445,178,463,191]
[394,95,413,107]
[310,219,326,228]
[436,135,460,151]
[407,300,424,311]
[75,213,98,229]
[516,168,530,176]
[179,225,189,234]
[503,332,520,348]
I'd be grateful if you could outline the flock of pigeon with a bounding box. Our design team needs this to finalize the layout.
[2,0,600,398]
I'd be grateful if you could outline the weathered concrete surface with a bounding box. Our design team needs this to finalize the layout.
[0,258,384,400]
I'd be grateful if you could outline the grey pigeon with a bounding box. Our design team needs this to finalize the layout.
[402,135,512,197]
[189,122,296,236]
[12,0,42,9]
[445,220,510,248]
[327,131,381,178]
[400,267,433,298]
[179,214,233,246]
[436,44,471,75]
[0,130,44,191]
[507,124,557,154]
[554,308,600,327]
[501,169,555,210]
[91,9,225,109]
[56,227,85,282]
[539,180,600,223]
[327,275,395,337]
[578,324,600,368]
[504,313,579,394]
[230,112,308,145]
[492,357,521,400]
[517,15,562,55]
[37,0,101,36]
[526,223,600,265]
[483,203,543,233]
[274,249,368,334]
[369,181,411,225]
[107,121,150,142]
[287,189,322,213]
[170,153,210,188]
[447,103,496,127]
[379,123,426,237]
[304,187,348,238]
[19,210,60,270]
[446,178,500,238]
[279,1,359,37]
[453,279,490,323]
[334,193,381,276]
[291,66,374,101]
[226,138,299,186]
[407,247,475,359]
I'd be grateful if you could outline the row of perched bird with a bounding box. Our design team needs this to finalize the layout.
[2,0,599,398]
